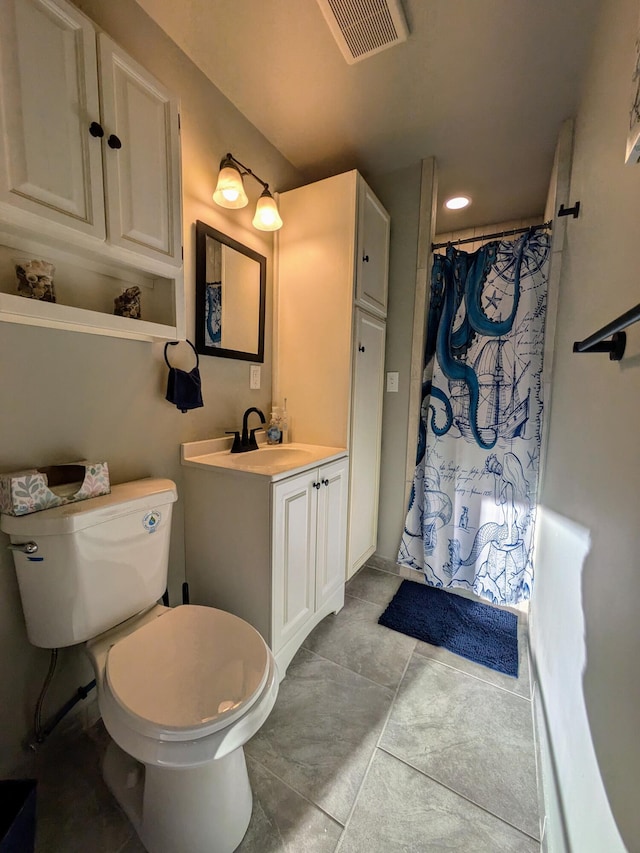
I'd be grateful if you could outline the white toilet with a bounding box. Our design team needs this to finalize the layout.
[1,478,278,853]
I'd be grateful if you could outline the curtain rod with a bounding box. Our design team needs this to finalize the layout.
[432,220,553,251]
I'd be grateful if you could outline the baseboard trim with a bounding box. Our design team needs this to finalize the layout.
[528,646,571,853]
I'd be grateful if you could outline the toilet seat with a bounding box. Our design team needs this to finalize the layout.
[105,605,270,742]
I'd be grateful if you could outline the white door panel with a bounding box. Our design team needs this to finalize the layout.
[0,0,105,234]
[98,34,181,265]
[315,458,348,608]
[272,470,317,652]
[348,309,386,577]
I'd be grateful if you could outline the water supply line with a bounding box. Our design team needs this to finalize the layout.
[30,648,96,749]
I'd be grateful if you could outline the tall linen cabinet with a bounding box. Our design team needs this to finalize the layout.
[275,170,389,579]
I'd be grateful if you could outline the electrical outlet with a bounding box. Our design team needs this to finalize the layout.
[250,365,261,390]
[386,371,399,392]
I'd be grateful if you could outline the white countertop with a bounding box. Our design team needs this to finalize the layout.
[181,436,348,481]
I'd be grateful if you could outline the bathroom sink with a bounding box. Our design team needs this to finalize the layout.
[243,446,313,464]
[181,439,348,480]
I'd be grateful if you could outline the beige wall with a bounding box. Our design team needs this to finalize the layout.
[0,0,301,774]
[531,0,640,848]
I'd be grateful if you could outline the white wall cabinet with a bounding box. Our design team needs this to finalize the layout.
[98,35,182,265]
[0,0,184,341]
[356,180,390,317]
[182,455,348,679]
[275,170,390,579]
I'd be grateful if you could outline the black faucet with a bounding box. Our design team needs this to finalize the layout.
[227,407,266,453]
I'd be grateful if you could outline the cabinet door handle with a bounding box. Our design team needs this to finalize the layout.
[107,134,122,150]
[313,481,321,489]
[358,344,366,352]
[89,121,104,138]
[362,254,370,263]
[322,479,329,487]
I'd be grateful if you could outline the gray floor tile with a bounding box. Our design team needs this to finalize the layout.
[302,594,415,689]
[34,727,134,853]
[380,654,539,839]
[365,555,401,575]
[339,749,539,852]
[245,648,394,825]
[345,566,402,606]
[238,757,343,852]
[414,617,531,698]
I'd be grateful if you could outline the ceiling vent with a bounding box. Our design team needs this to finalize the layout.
[316,0,409,64]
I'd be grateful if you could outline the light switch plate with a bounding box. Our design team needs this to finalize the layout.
[250,365,261,389]
[386,371,399,392]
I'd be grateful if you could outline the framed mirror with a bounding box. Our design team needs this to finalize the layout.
[195,220,266,362]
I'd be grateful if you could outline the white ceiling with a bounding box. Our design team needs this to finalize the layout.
[135,0,601,231]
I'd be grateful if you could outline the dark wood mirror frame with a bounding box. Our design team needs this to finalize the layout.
[194,220,266,362]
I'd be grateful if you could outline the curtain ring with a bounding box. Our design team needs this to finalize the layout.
[164,340,199,369]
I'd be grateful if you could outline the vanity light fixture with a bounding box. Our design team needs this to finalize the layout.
[213,153,283,231]
[445,195,471,210]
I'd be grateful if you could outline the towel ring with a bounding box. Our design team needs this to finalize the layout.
[164,340,199,370]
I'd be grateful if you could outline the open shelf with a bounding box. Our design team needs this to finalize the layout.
[0,229,184,342]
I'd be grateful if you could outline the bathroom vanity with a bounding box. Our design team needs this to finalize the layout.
[181,438,348,678]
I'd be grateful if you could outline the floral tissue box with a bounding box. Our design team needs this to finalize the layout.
[0,462,110,516]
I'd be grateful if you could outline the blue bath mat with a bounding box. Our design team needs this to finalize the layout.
[378,581,518,677]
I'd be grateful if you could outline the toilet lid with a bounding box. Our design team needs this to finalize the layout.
[105,605,269,739]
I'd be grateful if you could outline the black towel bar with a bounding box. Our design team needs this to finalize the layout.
[572,302,640,361]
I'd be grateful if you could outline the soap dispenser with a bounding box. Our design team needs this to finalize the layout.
[266,408,282,444]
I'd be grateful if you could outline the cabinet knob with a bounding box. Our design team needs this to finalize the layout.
[313,481,321,489]
[362,254,370,263]
[322,479,329,487]
[89,121,104,138]
[358,344,366,352]
[107,134,122,150]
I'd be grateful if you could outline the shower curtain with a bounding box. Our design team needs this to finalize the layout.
[398,230,551,605]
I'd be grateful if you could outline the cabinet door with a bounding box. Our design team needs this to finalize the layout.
[0,0,105,236]
[355,179,389,318]
[272,470,317,653]
[98,35,182,266]
[348,309,386,578]
[315,457,348,609]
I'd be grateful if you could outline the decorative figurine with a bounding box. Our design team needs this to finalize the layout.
[15,259,56,302]
[114,286,142,319]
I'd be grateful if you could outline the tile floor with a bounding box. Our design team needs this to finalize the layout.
[24,561,541,852]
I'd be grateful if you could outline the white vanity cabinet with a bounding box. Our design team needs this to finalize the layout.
[181,447,348,679]
[272,459,348,661]
[0,0,184,341]
[275,170,390,579]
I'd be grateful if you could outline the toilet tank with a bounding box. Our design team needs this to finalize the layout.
[0,478,177,649]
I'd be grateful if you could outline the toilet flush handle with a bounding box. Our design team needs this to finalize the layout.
[7,541,38,555]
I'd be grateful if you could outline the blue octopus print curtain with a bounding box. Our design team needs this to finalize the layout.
[398,230,551,605]
[205,282,222,347]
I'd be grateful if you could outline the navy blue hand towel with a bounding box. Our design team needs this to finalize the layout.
[164,341,204,413]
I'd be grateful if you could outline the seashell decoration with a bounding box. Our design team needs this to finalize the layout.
[114,285,142,319]
[15,259,56,302]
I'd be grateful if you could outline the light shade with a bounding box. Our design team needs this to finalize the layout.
[213,160,248,209]
[252,189,283,231]
[445,195,471,210]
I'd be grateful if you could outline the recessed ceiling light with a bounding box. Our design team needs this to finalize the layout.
[445,196,471,210]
